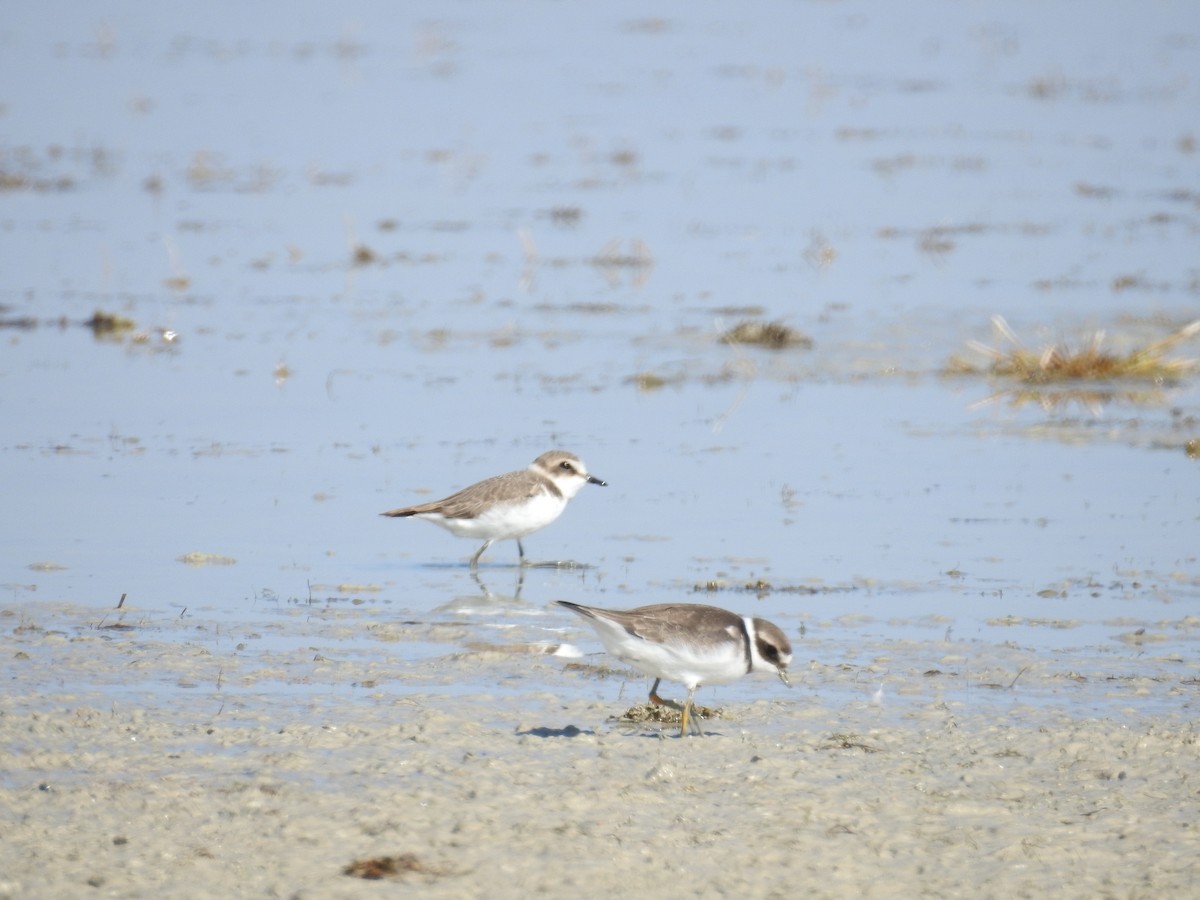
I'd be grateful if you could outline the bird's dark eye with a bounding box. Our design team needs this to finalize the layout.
[559,461,574,471]
[758,640,781,663]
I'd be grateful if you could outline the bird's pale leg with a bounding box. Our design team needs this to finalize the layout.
[649,679,685,712]
[678,686,701,738]
[650,678,702,737]
[469,540,493,569]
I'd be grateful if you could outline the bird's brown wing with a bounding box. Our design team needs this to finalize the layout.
[381,469,536,519]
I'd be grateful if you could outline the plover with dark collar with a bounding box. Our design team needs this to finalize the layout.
[555,600,792,737]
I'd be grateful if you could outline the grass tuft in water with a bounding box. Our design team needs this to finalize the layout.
[947,316,1200,384]
[719,320,813,350]
[85,310,137,336]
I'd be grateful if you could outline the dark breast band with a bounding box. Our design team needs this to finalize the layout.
[738,618,752,674]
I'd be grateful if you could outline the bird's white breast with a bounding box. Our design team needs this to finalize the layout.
[418,488,566,540]
[589,619,749,689]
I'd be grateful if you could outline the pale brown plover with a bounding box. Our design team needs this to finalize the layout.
[555,600,792,737]
[381,450,606,569]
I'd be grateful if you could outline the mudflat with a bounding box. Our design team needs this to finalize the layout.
[3,603,1196,898]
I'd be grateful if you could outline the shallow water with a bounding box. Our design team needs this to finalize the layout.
[2,3,1198,719]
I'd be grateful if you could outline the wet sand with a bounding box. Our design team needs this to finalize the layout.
[3,603,1197,898]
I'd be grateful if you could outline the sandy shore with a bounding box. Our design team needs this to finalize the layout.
[2,602,1198,898]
